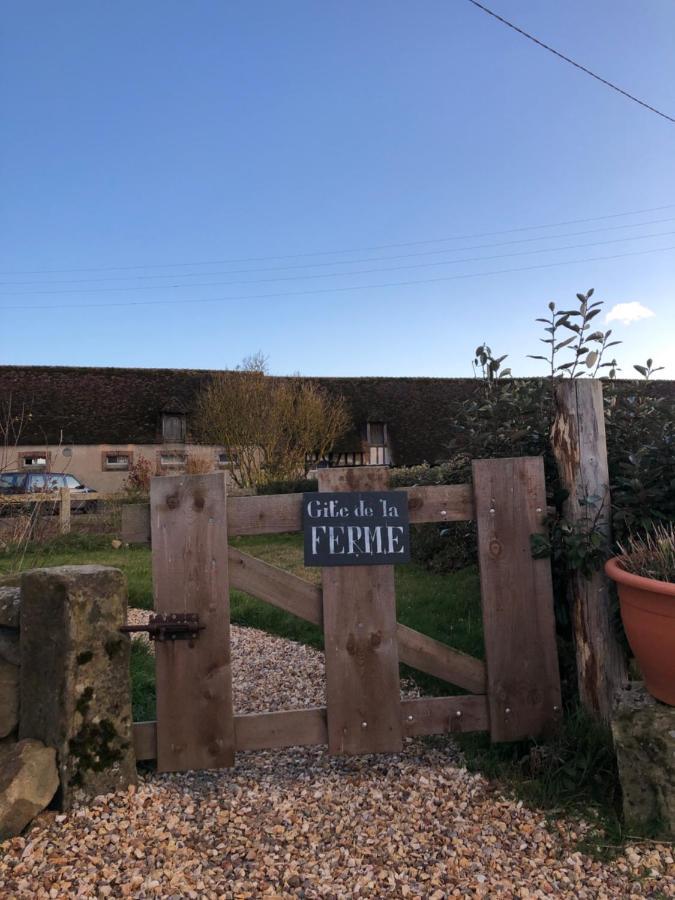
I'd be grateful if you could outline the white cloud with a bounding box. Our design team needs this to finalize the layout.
[605,302,656,326]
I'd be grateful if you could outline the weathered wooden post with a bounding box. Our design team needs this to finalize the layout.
[473,457,562,741]
[59,487,71,535]
[551,379,628,722]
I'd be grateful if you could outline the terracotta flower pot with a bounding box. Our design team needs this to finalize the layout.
[605,556,675,706]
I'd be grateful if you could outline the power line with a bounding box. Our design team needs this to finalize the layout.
[466,0,675,124]
[1,203,674,276]
[1,243,672,311]
[4,228,674,297]
[4,216,674,286]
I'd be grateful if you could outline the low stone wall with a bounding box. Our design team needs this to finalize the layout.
[0,566,137,839]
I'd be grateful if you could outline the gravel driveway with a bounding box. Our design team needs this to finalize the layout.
[0,622,672,898]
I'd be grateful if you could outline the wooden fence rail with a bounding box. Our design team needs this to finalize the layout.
[0,491,126,536]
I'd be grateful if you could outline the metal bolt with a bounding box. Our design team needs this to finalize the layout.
[440,510,447,517]
[361,721,368,728]
[455,711,463,718]
[407,715,414,722]
[489,508,496,515]
[505,707,511,714]
[536,507,542,513]
[553,705,560,712]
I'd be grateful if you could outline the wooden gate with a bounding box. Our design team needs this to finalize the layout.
[133,457,562,772]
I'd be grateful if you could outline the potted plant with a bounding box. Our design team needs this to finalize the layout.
[605,524,675,706]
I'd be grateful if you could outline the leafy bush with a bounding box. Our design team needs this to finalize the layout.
[605,379,675,541]
[256,477,318,495]
[389,460,478,571]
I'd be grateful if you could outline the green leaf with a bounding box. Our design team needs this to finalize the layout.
[633,365,648,376]
[585,350,598,368]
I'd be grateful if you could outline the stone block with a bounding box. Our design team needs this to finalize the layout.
[612,682,675,838]
[120,503,151,545]
[0,586,20,628]
[19,565,137,809]
[0,659,19,738]
[0,739,59,841]
[0,629,20,666]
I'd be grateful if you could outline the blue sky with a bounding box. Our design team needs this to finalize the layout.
[1,1,673,377]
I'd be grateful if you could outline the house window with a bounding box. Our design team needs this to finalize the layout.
[20,452,50,470]
[102,451,132,471]
[216,451,232,468]
[158,451,187,470]
[366,422,389,466]
[367,422,386,446]
[162,412,186,443]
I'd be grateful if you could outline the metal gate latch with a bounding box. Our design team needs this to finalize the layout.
[119,613,204,642]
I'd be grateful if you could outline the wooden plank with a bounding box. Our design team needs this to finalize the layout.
[134,709,327,760]
[228,494,303,535]
[401,695,489,736]
[551,380,627,722]
[2,491,124,504]
[150,472,235,772]
[473,457,562,742]
[318,466,402,755]
[133,721,157,761]
[58,487,71,534]
[397,624,486,694]
[133,697,489,761]
[406,484,474,523]
[226,484,474,536]
[235,707,327,750]
[228,548,322,625]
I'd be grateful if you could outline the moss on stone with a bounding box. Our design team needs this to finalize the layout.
[68,718,129,786]
[75,686,94,715]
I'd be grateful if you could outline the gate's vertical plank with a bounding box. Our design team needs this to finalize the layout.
[151,472,234,772]
[473,457,562,742]
[318,467,403,755]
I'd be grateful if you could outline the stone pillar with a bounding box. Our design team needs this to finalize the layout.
[611,683,675,839]
[19,566,137,809]
[0,586,21,740]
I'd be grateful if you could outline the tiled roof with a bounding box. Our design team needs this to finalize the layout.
[1,365,673,466]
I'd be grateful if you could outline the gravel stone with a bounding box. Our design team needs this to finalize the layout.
[0,610,671,897]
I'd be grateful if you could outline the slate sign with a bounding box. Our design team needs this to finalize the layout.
[303,491,410,567]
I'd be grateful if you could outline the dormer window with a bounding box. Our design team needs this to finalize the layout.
[162,413,186,442]
[366,421,389,465]
[161,398,187,443]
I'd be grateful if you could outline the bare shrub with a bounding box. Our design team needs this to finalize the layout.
[193,356,350,490]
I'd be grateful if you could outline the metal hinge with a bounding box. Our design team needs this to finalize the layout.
[119,613,204,642]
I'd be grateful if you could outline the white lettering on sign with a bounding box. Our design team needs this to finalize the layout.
[309,525,407,559]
